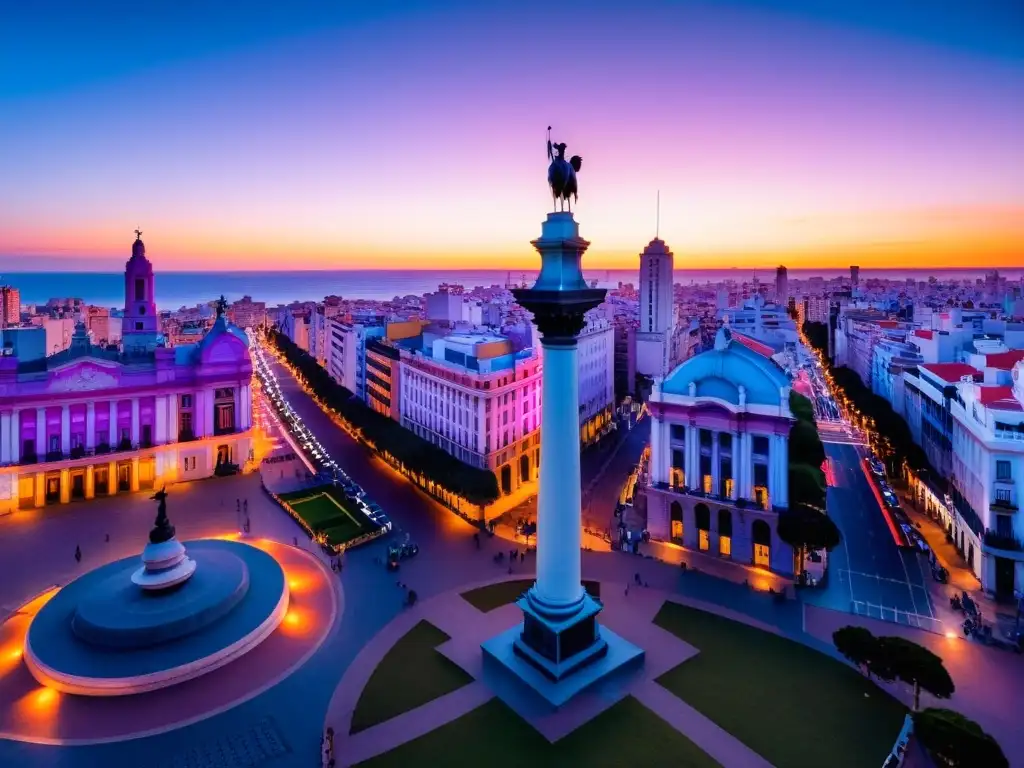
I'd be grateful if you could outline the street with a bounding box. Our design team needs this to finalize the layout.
[817,442,937,630]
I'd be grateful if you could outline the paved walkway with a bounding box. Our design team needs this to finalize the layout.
[326,575,779,767]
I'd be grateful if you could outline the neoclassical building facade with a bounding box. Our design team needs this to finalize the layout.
[0,234,254,514]
[646,328,796,575]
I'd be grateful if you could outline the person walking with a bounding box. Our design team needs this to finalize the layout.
[74,545,82,563]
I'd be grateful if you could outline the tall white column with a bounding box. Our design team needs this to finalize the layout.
[10,409,20,462]
[776,434,789,508]
[131,398,140,445]
[85,402,95,450]
[168,394,178,442]
[650,414,664,484]
[711,432,720,496]
[60,406,71,455]
[685,424,697,489]
[534,339,582,607]
[730,431,740,499]
[154,395,167,444]
[1,412,10,464]
[741,432,753,499]
[109,400,118,446]
[36,408,46,454]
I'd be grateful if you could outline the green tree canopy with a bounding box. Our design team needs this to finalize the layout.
[789,419,826,468]
[914,708,1007,768]
[877,636,955,711]
[789,391,815,423]
[832,626,876,676]
[778,504,841,575]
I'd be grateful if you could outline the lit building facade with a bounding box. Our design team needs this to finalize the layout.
[635,238,676,378]
[365,338,401,420]
[327,318,385,399]
[1,285,19,329]
[0,235,254,514]
[575,313,615,445]
[399,332,541,503]
[646,328,795,575]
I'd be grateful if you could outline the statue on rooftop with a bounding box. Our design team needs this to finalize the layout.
[546,126,582,212]
[215,295,227,318]
[149,488,176,544]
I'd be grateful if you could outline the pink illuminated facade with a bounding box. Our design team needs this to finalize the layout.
[0,234,254,514]
[645,327,796,575]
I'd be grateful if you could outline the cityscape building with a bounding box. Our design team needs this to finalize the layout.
[0,285,20,328]
[0,234,254,514]
[645,327,795,575]
[775,265,788,304]
[635,238,676,379]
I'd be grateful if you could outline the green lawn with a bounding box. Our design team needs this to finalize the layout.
[461,579,602,613]
[357,695,720,768]
[653,602,906,768]
[280,485,376,546]
[350,620,473,734]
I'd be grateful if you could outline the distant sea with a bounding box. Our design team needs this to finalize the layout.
[4,268,1022,309]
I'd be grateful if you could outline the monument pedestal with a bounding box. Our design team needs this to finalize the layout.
[514,591,607,681]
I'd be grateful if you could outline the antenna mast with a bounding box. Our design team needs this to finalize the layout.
[656,190,660,239]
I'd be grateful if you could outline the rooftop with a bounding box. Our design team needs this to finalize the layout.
[920,362,982,383]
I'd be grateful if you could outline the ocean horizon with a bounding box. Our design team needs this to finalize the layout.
[3,267,1021,309]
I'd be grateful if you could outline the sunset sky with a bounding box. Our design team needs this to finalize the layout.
[2,1,1022,272]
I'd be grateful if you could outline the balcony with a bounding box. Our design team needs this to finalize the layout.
[983,529,1024,559]
[178,429,197,443]
[45,450,66,463]
[650,481,773,512]
[213,425,237,437]
[991,498,1018,513]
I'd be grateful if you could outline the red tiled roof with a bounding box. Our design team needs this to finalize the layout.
[732,331,775,359]
[978,386,1015,405]
[913,330,934,340]
[878,320,899,329]
[985,349,1024,371]
[920,363,982,382]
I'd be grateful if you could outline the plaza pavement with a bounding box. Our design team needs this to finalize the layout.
[1,354,1021,766]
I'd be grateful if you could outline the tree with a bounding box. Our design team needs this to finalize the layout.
[832,626,877,678]
[877,636,955,711]
[914,708,1008,768]
[788,462,827,513]
[789,391,815,423]
[778,504,841,576]
[789,419,826,467]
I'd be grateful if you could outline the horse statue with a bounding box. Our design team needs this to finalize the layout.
[547,126,582,212]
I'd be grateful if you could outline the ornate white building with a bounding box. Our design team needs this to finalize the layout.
[646,328,796,575]
[0,234,254,514]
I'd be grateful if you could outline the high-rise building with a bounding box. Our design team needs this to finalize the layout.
[635,238,675,378]
[850,265,860,296]
[0,285,20,329]
[775,265,788,303]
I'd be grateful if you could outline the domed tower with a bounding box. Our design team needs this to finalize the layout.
[123,229,159,354]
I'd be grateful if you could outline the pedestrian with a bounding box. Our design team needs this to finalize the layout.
[236,498,240,513]
[105,533,110,543]
[624,584,629,597]
[74,545,82,563]
[244,499,248,514]
[507,565,513,575]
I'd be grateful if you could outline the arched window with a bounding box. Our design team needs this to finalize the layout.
[717,509,732,557]
[670,501,683,543]
[695,503,710,551]
[752,519,771,568]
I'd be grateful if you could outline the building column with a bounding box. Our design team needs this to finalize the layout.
[533,336,583,607]
[650,416,664,484]
[36,408,46,454]
[107,461,117,495]
[167,394,178,442]
[711,432,720,496]
[131,398,140,446]
[85,402,95,450]
[60,406,71,456]
[85,465,95,499]
[685,425,698,490]
[154,395,167,444]
[730,431,740,500]
[10,409,20,462]
[741,432,753,500]
[59,468,70,503]
[130,457,140,492]
[205,389,215,436]
[242,385,251,429]
[193,390,204,438]
[776,434,789,508]
[109,401,118,446]
[0,412,10,465]
[33,472,44,507]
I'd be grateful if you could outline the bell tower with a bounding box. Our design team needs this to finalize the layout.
[123,229,159,353]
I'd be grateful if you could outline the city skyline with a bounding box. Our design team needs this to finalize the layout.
[3,1,1023,271]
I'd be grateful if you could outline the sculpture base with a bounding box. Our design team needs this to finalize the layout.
[481,621,644,709]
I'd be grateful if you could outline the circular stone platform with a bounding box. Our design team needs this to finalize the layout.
[25,540,288,696]
[73,548,250,649]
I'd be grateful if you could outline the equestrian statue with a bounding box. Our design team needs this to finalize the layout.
[546,126,582,212]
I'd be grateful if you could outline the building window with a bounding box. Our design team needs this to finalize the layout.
[996,488,1011,504]
[135,278,145,301]
[996,514,1012,537]
[996,460,1011,481]
[135,322,143,330]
